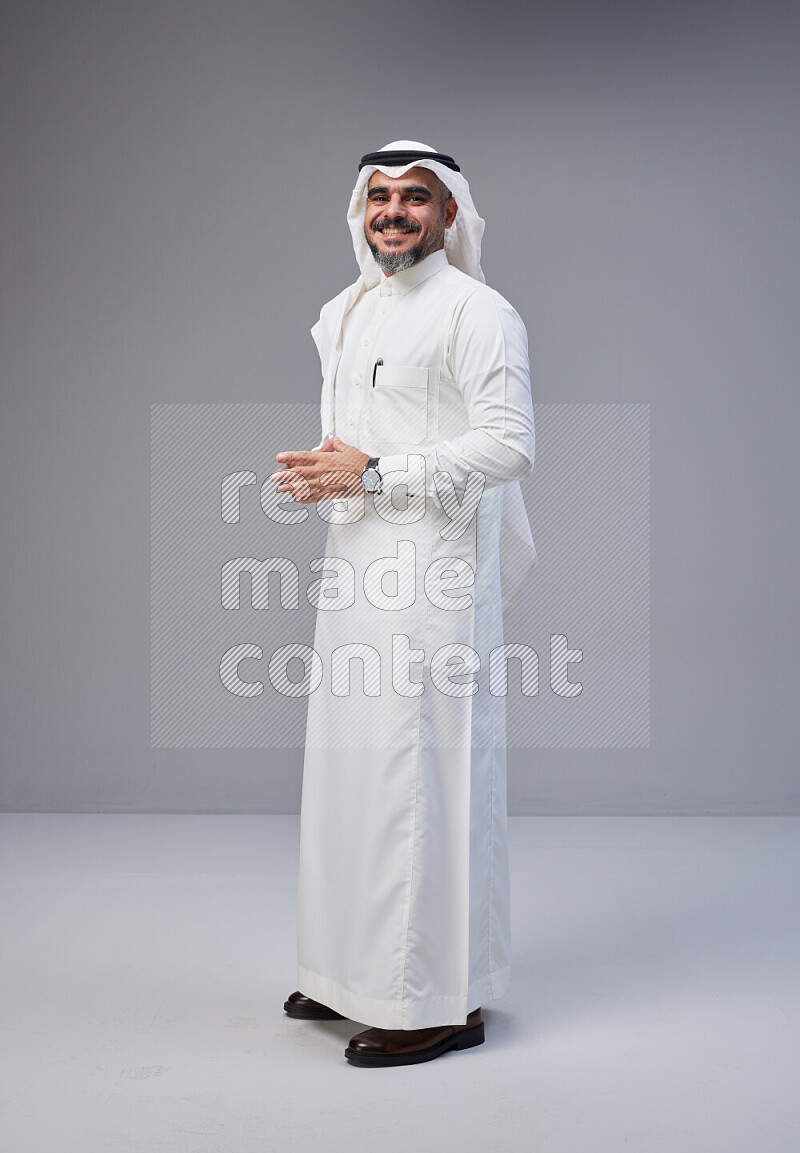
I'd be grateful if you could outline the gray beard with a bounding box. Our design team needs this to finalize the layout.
[365,217,446,275]
[366,241,424,274]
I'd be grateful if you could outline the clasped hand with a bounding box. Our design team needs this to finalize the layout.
[269,437,371,503]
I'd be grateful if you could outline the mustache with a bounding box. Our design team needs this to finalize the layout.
[370,218,422,234]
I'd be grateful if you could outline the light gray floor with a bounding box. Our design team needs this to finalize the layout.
[0,814,797,1152]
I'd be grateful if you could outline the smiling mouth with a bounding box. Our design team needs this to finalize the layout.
[372,220,421,239]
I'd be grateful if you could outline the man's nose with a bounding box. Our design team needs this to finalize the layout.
[384,193,407,216]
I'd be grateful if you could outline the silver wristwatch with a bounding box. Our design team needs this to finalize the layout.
[360,456,383,493]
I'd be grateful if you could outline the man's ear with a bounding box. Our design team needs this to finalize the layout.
[444,198,458,229]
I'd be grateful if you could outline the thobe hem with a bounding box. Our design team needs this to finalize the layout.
[297,963,510,1030]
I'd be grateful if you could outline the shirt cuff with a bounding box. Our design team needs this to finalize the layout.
[377,453,437,506]
[377,453,413,479]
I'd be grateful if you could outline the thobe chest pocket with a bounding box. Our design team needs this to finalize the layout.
[367,364,429,444]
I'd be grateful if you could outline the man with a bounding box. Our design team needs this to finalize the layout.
[270,140,537,1067]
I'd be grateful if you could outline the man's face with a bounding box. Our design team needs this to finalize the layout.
[364,167,458,275]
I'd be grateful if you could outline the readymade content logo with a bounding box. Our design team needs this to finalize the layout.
[150,403,649,748]
[217,456,581,700]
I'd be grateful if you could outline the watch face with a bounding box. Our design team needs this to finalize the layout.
[362,469,380,492]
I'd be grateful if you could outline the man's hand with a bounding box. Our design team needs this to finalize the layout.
[269,436,371,503]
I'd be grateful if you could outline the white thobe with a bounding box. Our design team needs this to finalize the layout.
[296,248,535,1029]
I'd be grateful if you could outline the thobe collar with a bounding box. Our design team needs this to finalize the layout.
[378,248,449,298]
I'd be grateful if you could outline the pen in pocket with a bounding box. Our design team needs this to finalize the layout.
[372,358,383,387]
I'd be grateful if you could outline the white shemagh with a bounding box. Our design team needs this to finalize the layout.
[312,139,538,608]
[348,138,487,287]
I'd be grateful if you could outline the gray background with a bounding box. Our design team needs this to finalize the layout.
[1,0,797,813]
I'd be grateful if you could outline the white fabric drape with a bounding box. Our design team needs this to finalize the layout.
[295,146,537,1029]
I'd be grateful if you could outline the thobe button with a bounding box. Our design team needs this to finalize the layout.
[353,376,361,386]
[348,417,354,426]
[362,338,370,348]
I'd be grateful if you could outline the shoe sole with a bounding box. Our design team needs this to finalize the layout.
[284,1002,346,1020]
[344,1021,485,1067]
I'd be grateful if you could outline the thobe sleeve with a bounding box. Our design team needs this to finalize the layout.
[308,279,364,452]
[309,316,331,452]
[378,287,534,507]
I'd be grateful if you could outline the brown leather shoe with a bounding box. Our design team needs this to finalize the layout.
[284,990,346,1020]
[345,1008,484,1066]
